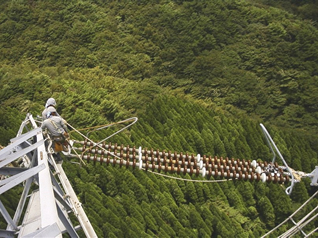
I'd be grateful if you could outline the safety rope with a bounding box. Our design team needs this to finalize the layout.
[80,117,138,156]
[68,117,137,136]
[65,118,138,163]
[66,140,87,166]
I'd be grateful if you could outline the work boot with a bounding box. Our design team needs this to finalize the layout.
[53,153,63,163]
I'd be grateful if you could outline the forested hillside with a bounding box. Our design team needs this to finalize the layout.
[1,0,318,237]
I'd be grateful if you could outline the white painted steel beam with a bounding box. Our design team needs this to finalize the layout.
[0,164,45,194]
[56,163,98,238]
[0,114,98,237]
[36,133,62,237]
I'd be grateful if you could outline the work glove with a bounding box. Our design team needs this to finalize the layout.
[63,132,70,139]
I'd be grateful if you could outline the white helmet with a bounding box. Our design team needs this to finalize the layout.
[46,106,57,118]
[47,106,57,113]
[45,98,56,108]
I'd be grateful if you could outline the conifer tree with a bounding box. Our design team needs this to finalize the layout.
[235,133,252,160]
[125,217,145,237]
[226,189,246,212]
[103,196,127,218]
[192,129,207,155]
[267,183,292,223]
[290,182,309,203]
[237,182,256,207]
[168,180,186,205]
[167,128,184,151]
[201,183,213,201]
[253,181,268,200]
[177,204,191,228]
[144,214,158,234]
[206,180,228,202]
[102,222,123,238]
[213,133,226,157]
[188,204,212,236]
[257,196,275,228]
[224,137,237,159]
[194,182,205,204]
[201,126,215,155]
[184,178,199,203]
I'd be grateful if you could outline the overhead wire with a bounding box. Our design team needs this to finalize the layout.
[261,189,318,238]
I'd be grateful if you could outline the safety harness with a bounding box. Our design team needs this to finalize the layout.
[49,119,68,152]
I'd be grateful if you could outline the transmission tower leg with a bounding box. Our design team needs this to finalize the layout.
[55,163,98,238]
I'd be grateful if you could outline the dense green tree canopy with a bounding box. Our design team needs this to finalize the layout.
[1,0,318,237]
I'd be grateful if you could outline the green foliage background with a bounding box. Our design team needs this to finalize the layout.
[1,0,318,237]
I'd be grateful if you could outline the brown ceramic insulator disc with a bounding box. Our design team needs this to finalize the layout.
[189,166,194,176]
[132,158,136,169]
[273,174,279,183]
[244,171,249,181]
[183,164,187,175]
[214,169,218,178]
[196,167,200,176]
[177,165,181,174]
[220,169,224,178]
[238,171,243,180]
[205,168,211,178]
[226,170,231,179]
[250,172,254,181]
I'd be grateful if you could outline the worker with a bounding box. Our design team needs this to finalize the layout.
[42,98,60,120]
[41,107,69,154]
